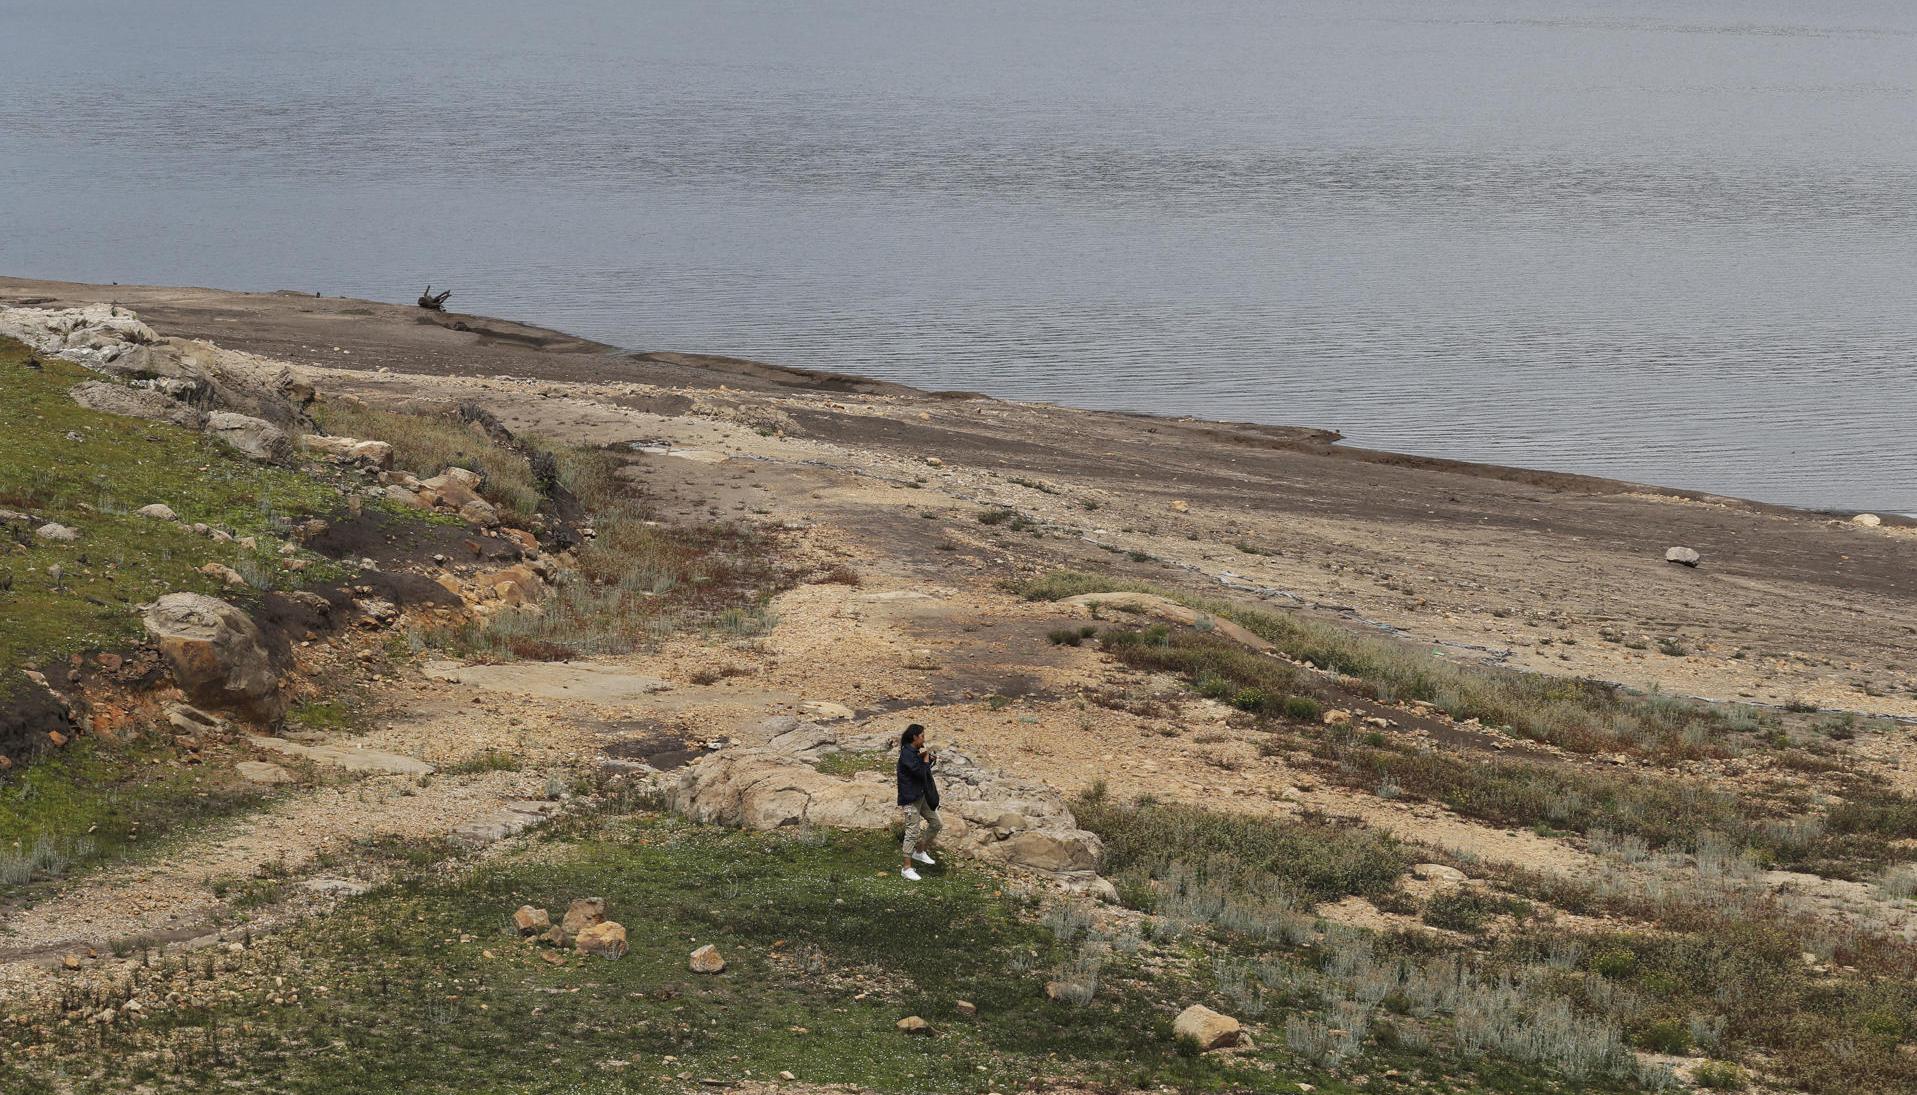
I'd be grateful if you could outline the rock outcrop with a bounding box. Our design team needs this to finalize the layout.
[666,717,1107,891]
[2,304,316,438]
[142,593,284,723]
[68,381,207,429]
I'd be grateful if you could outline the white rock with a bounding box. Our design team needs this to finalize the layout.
[136,504,179,521]
[1410,862,1467,883]
[1664,546,1700,567]
[1852,513,1883,528]
[34,522,79,542]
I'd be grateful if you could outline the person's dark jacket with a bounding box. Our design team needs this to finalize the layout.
[897,742,939,809]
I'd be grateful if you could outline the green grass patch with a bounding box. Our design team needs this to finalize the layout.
[0,731,271,889]
[7,818,1277,1094]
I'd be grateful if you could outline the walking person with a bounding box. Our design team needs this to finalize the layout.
[897,723,942,881]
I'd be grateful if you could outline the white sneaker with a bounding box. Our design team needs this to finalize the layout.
[901,866,923,881]
[911,851,936,866]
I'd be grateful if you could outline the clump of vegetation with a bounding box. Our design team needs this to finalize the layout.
[1016,570,1766,758]
[438,509,783,660]
[1074,788,1408,907]
[978,507,1036,532]
[313,399,542,519]
[1421,888,1532,933]
[1,731,270,889]
[1047,625,1097,647]
[813,749,890,778]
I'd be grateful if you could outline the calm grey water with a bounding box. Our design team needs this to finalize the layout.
[4,1,1915,512]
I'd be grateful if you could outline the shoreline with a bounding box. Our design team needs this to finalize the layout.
[1,273,1900,523]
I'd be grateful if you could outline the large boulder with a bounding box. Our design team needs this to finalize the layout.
[1173,1005,1245,1051]
[205,412,292,462]
[5,306,315,429]
[68,381,207,429]
[142,593,284,722]
[670,748,895,832]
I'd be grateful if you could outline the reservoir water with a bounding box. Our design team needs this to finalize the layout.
[4,0,1914,511]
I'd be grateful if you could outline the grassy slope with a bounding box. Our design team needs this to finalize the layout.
[0,340,340,683]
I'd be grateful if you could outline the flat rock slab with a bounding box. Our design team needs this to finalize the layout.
[632,445,727,463]
[235,760,293,785]
[301,878,373,897]
[453,800,559,847]
[423,659,671,703]
[248,736,434,776]
[854,590,936,603]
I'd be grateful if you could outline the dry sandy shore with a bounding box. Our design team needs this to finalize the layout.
[8,274,1912,720]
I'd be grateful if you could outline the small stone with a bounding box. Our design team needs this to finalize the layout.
[1170,499,1189,513]
[689,944,726,974]
[924,456,943,467]
[1664,546,1700,567]
[513,906,551,935]
[1852,513,1883,528]
[34,522,78,542]
[778,1071,796,1081]
[136,504,178,521]
[62,954,81,971]
[896,1015,932,1035]
[955,1000,977,1018]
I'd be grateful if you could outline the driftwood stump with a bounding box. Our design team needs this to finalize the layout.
[417,285,452,311]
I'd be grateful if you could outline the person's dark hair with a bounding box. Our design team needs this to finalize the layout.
[901,723,925,746]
